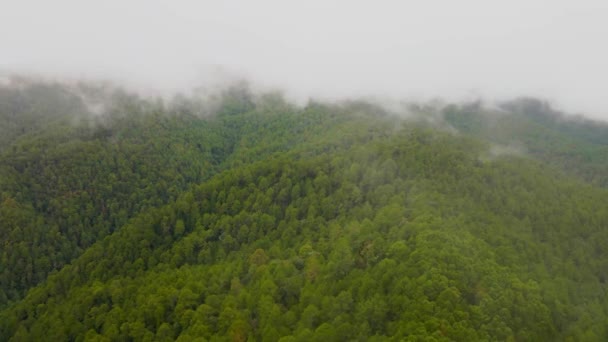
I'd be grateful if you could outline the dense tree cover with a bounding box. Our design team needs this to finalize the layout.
[0,79,87,150]
[442,98,608,187]
[0,81,355,306]
[2,80,608,340]
[0,82,229,305]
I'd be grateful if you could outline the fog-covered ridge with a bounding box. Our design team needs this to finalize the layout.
[1,76,608,340]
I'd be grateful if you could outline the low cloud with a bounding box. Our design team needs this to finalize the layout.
[1,1,607,120]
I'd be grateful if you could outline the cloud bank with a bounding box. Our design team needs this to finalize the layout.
[1,0,607,119]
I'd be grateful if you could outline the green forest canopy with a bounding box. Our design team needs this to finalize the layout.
[1,79,608,341]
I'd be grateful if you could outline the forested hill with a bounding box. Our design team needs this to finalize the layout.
[442,98,608,187]
[1,80,608,341]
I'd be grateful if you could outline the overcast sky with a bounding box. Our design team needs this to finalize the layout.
[1,1,607,118]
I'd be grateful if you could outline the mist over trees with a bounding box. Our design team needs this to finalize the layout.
[1,78,608,340]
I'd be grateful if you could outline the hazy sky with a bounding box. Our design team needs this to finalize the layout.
[1,1,607,118]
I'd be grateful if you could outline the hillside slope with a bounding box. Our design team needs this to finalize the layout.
[1,82,608,341]
[442,98,608,187]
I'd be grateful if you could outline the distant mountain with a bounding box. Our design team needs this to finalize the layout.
[1,80,608,341]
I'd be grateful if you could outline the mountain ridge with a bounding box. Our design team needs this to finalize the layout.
[1,80,608,340]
